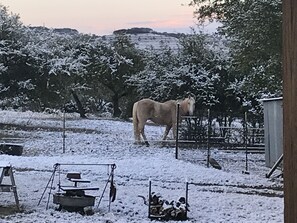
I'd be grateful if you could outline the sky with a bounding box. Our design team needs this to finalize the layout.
[0,0,202,36]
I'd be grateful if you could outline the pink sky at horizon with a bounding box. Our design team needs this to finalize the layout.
[0,0,200,35]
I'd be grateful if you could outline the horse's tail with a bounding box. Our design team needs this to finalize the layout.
[132,101,139,141]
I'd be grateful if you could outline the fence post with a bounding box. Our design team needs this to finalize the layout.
[207,109,210,168]
[185,181,189,219]
[243,112,249,174]
[62,109,66,154]
[175,103,180,159]
[148,179,151,218]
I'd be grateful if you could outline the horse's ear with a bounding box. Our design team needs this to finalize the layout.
[187,94,196,101]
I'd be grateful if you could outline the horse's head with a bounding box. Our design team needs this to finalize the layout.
[183,96,195,116]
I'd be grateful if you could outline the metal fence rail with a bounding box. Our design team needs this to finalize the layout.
[178,116,264,153]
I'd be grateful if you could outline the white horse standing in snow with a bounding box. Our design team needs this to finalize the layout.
[132,96,195,146]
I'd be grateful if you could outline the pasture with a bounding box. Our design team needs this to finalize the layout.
[0,110,283,223]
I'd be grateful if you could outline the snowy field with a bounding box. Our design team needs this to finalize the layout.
[0,110,283,223]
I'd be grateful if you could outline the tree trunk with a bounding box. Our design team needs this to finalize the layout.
[70,89,86,118]
[112,94,121,117]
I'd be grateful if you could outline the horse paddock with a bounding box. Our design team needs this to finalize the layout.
[0,110,283,223]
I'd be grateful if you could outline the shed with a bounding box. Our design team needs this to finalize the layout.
[262,97,283,168]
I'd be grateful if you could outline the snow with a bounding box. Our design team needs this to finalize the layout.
[0,110,283,222]
[103,33,181,52]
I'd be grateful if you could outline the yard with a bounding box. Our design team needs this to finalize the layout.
[0,110,283,223]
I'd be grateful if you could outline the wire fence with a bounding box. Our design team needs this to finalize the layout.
[178,113,264,153]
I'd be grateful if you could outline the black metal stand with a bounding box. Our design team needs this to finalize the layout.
[38,163,116,212]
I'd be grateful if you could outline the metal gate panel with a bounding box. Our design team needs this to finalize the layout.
[263,97,283,167]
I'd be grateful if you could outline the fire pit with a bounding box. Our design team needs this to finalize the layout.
[53,192,95,212]
[38,163,117,215]
[52,172,99,214]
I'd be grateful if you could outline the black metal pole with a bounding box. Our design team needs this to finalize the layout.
[243,112,250,174]
[148,179,151,218]
[185,181,189,219]
[38,164,58,206]
[175,103,180,159]
[207,109,210,168]
[62,109,66,153]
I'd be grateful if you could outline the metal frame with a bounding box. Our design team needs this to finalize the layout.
[0,165,20,210]
[38,163,116,211]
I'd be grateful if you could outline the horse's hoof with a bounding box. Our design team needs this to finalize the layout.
[134,141,146,146]
[145,142,150,147]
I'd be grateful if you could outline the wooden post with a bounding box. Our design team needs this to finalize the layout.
[283,0,297,222]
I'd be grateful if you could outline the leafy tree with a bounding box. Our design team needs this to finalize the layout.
[129,33,238,116]
[127,43,184,101]
[181,32,251,127]
[0,5,33,109]
[86,34,144,117]
[19,28,88,110]
[190,0,282,113]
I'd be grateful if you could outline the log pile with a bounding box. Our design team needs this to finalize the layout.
[148,192,189,221]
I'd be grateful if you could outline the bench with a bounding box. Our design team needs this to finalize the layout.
[60,186,99,197]
[68,178,91,187]
[60,186,99,191]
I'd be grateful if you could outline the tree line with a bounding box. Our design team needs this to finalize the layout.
[0,2,282,124]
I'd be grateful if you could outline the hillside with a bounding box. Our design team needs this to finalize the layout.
[31,26,183,51]
[103,32,181,51]
[103,27,183,51]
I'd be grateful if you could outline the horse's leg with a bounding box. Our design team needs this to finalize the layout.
[133,102,141,144]
[172,122,177,139]
[133,122,141,144]
[134,120,141,144]
[140,130,150,146]
[134,129,141,144]
[139,122,150,146]
[162,125,172,141]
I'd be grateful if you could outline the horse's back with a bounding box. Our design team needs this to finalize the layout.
[135,99,156,118]
[135,98,176,125]
[137,98,173,112]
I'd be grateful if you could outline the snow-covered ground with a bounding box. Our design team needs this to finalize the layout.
[0,110,283,223]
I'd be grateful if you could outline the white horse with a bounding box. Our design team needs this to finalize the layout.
[132,96,195,146]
